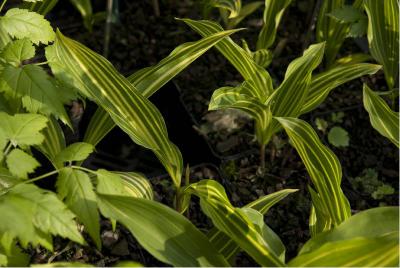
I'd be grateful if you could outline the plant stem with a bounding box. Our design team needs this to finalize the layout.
[23,169,60,184]
[260,144,266,170]
[3,142,12,156]
[0,0,8,13]
[71,165,97,175]
[34,61,49,66]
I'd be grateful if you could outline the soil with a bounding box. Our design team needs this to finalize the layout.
[19,0,399,266]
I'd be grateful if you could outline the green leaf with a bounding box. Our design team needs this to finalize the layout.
[95,169,125,195]
[51,31,187,188]
[226,1,264,29]
[21,0,59,16]
[0,233,30,267]
[181,180,285,267]
[56,168,100,249]
[256,0,292,50]
[97,194,229,267]
[276,117,351,229]
[0,183,84,250]
[266,43,325,137]
[69,0,93,30]
[316,0,351,66]
[54,142,94,166]
[207,189,298,260]
[327,126,349,147]
[23,0,44,2]
[0,8,55,45]
[181,19,274,100]
[6,149,40,179]
[0,38,35,65]
[302,63,381,114]
[0,112,48,147]
[348,18,367,37]
[208,0,241,18]
[328,5,366,23]
[364,0,399,89]
[0,27,11,50]
[114,171,153,200]
[289,233,399,267]
[0,64,71,126]
[82,107,115,148]
[35,116,66,169]
[363,84,399,147]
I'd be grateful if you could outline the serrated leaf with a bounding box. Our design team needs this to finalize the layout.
[95,169,125,196]
[54,142,94,166]
[0,233,30,267]
[56,168,100,249]
[0,64,71,126]
[0,183,84,250]
[0,8,55,45]
[0,38,35,65]
[327,126,349,147]
[328,5,365,23]
[0,27,11,50]
[0,112,48,146]
[97,194,229,267]
[6,149,40,179]
[363,84,399,147]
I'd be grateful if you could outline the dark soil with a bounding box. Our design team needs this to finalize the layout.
[25,0,399,266]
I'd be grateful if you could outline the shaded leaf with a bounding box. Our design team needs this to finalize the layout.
[0,38,35,65]
[327,126,349,147]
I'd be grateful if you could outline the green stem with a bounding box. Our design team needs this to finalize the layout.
[71,165,97,175]
[34,61,49,66]
[24,169,60,184]
[3,142,13,156]
[0,0,7,13]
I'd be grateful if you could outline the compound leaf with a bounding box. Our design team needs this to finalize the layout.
[54,142,94,166]
[6,149,40,179]
[0,38,35,65]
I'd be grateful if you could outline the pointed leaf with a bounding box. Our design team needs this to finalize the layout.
[97,194,229,267]
[0,38,35,65]
[114,171,153,200]
[6,149,40,179]
[0,8,55,45]
[364,0,399,89]
[0,64,71,126]
[256,0,292,50]
[0,112,48,146]
[56,168,99,248]
[54,142,94,166]
[301,63,382,114]
[363,84,399,147]
[276,117,351,228]
[208,0,241,18]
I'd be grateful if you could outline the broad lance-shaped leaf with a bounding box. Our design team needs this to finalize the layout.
[364,0,399,89]
[291,207,399,267]
[6,149,40,179]
[265,43,325,140]
[207,189,298,261]
[0,38,35,66]
[256,0,292,50]
[0,112,48,147]
[0,64,72,126]
[363,84,399,147]
[180,180,285,267]
[56,168,100,249]
[276,117,351,229]
[289,233,398,267]
[114,171,153,200]
[80,28,242,148]
[181,18,273,100]
[301,62,382,114]
[51,31,183,188]
[0,8,55,45]
[209,84,272,145]
[226,1,263,29]
[35,116,66,169]
[97,194,229,267]
[0,183,84,250]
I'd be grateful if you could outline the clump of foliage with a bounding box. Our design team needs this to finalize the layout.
[0,0,398,267]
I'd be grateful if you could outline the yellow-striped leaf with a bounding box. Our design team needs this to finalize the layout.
[301,62,382,114]
[50,31,183,187]
[181,180,285,267]
[97,194,229,267]
[226,1,264,29]
[207,189,298,261]
[364,0,399,89]
[22,0,59,15]
[276,117,351,230]
[256,0,292,50]
[363,84,399,147]
[82,28,241,148]
[113,171,153,200]
[181,18,273,100]
[208,0,242,18]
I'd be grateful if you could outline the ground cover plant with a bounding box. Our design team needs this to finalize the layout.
[0,0,398,267]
